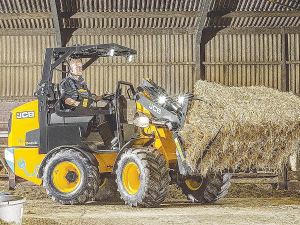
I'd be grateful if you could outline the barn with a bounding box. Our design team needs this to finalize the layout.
[0,1,300,223]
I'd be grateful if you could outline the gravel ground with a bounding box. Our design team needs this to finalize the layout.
[1,180,300,224]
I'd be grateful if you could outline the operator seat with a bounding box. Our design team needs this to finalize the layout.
[53,83,61,100]
[54,79,77,115]
[53,82,69,112]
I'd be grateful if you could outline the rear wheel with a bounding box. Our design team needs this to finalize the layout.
[179,173,231,203]
[42,149,100,205]
[116,148,170,207]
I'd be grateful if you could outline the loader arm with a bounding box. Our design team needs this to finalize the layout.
[135,78,192,130]
[134,78,194,175]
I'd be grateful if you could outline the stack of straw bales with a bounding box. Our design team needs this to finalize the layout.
[180,80,300,176]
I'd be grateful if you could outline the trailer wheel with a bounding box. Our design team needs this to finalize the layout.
[116,148,170,207]
[179,173,231,203]
[42,149,100,205]
[95,177,120,202]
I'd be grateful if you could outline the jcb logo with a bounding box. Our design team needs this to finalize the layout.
[16,111,35,119]
[149,103,161,114]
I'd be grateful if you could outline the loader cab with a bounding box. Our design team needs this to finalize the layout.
[34,44,137,154]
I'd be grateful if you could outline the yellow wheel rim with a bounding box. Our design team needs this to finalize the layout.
[122,162,140,195]
[185,179,202,191]
[52,162,81,193]
[0,168,5,175]
[99,177,107,189]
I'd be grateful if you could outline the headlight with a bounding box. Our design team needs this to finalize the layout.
[108,49,114,56]
[178,96,185,104]
[126,55,133,62]
[158,96,166,104]
[133,116,149,128]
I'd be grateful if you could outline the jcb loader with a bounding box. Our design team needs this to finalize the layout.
[5,44,231,207]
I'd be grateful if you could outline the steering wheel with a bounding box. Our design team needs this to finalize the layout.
[101,92,115,101]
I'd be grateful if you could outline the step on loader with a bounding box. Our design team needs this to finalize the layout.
[5,44,231,207]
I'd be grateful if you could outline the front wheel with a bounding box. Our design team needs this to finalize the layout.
[116,148,170,207]
[179,173,231,203]
[42,149,101,205]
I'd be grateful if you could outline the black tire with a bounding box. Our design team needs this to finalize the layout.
[179,173,231,203]
[116,148,170,207]
[42,149,101,205]
[94,177,120,202]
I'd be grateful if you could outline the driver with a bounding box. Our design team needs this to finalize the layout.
[61,58,93,108]
[60,58,116,149]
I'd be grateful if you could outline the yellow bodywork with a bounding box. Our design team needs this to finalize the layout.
[8,100,119,185]
[136,96,177,166]
[93,153,118,173]
[14,148,44,185]
[13,148,118,185]
[8,100,39,147]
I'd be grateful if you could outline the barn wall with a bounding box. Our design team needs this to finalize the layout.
[0,34,196,97]
[68,34,197,95]
[0,31,298,98]
[288,33,300,95]
[0,35,57,97]
[204,30,300,95]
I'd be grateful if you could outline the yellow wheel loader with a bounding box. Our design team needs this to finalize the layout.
[5,44,231,206]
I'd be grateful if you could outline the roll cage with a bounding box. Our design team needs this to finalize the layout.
[34,44,137,154]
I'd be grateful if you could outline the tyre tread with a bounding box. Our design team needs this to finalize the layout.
[179,173,231,204]
[42,149,101,205]
[116,148,170,207]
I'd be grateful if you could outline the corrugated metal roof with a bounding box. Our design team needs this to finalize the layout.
[59,0,203,12]
[0,0,298,30]
[207,16,300,28]
[0,0,51,13]
[210,0,297,11]
[62,17,199,29]
[207,0,300,28]
[0,18,53,29]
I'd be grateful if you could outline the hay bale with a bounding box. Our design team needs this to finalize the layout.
[180,80,300,176]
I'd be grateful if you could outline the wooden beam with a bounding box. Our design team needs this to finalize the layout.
[0,27,197,36]
[208,10,300,18]
[231,177,278,184]
[196,0,214,81]
[0,27,299,37]
[49,0,64,47]
[278,165,289,190]
[0,10,297,21]
[196,0,213,44]
[71,27,197,36]
[0,12,53,20]
[0,29,55,36]
[281,27,289,92]
[62,11,200,19]
[205,27,300,35]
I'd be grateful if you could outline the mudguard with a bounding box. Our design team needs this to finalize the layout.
[111,138,154,173]
[37,145,99,179]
